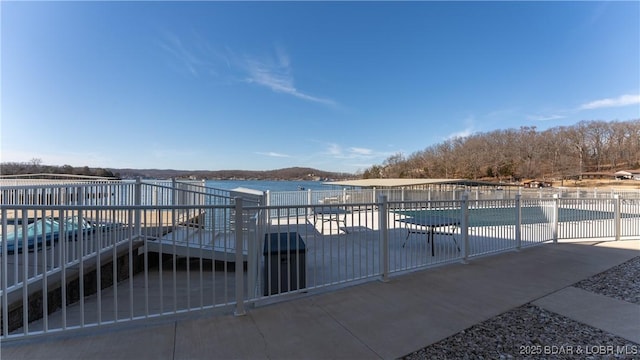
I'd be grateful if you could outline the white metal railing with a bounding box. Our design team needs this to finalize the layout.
[530,187,640,200]
[1,187,639,340]
[0,179,210,207]
[266,186,640,207]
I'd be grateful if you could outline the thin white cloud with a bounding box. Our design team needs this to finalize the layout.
[159,32,218,77]
[326,143,343,156]
[324,143,387,160]
[274,44,290,68]
[527,114,566,121]
[446,116,475,140]
[159,33,337,107]
[515,94,639,123]
[579,94,640,110]
[243,54,336,106]
[257,151,291,158]
[349,147,373,156]
[446,129,473,139]
[309,142,400,173]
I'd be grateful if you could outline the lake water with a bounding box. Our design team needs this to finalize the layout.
[204,180,340,192]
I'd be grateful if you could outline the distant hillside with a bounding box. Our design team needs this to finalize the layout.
[0,163,354,181]
[110,167,353,181]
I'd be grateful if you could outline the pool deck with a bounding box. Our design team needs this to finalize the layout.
[2,239,638,360]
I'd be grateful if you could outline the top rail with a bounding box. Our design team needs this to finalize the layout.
[0,179,233,207]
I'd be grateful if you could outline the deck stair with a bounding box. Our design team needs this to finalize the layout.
[144,226,248,262]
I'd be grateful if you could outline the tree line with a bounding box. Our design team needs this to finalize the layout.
[0,161,351,181]
[360,119,640,181]
[0,159,119,178]
[110,167,351,180]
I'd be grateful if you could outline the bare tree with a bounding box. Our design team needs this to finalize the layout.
[360,119,639,181]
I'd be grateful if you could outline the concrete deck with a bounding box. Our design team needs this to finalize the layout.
[2,239,638,360]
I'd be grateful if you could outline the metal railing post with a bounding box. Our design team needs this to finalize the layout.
[171,178,178,205]
[135,177,142,237]
[306,189,313,221]
[78,207,85,326]
[552,194,559,243]
[199,179,206,206]
[461,192,470,263]
[234,197,246,316]
[378,195,389,282]
[247,210,258,303]
[515,194,522,251]
[1,208,8,338]
[614,195,621,241]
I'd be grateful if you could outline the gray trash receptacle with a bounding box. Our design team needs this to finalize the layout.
[263,232,306,296]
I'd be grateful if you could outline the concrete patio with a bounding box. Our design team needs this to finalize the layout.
[2,238,638,359]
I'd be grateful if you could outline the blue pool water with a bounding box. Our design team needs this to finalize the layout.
[395,207,639,227]
[1,217,115,253]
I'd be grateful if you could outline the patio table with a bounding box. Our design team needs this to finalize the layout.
[397,216,460,256]
[313,207,350,233]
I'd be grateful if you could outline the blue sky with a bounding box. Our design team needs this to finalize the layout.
[2,1,639,174]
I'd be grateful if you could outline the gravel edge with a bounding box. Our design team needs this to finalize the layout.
[400,257,640,360]
[574,257,640,305]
